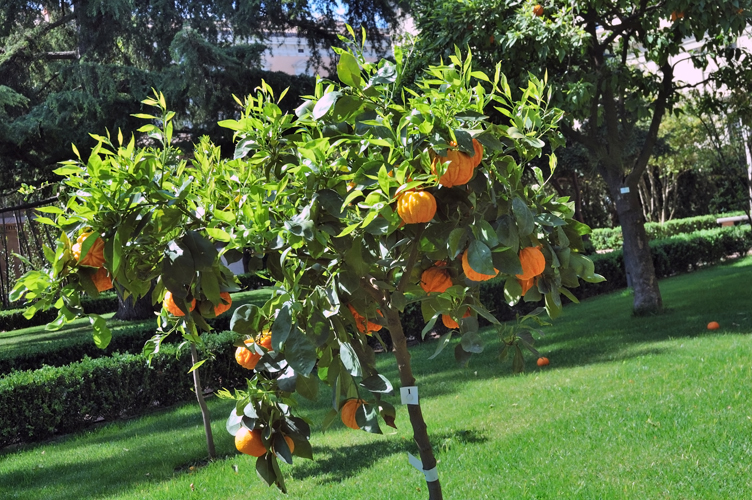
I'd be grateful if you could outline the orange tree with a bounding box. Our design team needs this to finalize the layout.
[12,39,602,498]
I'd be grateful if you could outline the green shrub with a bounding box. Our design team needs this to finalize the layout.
[0,330,246,447]
[0,293,119,332]
[589,211,746,251]
[0,314,234,376]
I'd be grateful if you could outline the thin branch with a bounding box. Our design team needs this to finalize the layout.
[626,62,674,185]
[396,225,424,294]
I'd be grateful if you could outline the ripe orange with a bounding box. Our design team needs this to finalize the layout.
[533,4,544,16]
[235,427,266,457]
[707,321,720,330]
[163,291,196,316]
[91,267,113,292]
[235,331,272,370]
[537,357,550,367]
[72,233,106,267]
[213,292,232,316]
[340,399,365,430]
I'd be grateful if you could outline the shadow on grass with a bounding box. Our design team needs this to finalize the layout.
[288,428,487,484]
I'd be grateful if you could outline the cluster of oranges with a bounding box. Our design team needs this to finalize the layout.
[162,290,232,318]
[72,232,112,292]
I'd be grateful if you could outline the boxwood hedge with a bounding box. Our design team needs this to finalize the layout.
[0,330,247,448]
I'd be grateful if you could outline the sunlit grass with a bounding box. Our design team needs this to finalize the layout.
[2,258,752,499]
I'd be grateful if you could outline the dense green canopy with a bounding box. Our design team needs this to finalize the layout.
[0,0,404,190]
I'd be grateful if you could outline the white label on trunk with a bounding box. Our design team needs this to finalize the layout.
[620,187,630,194]
[408,453,439,482]
[400,386,419,405]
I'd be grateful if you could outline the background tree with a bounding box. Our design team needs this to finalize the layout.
[0,0,403,190]
[13,41,602,498]
[405,0,752,313]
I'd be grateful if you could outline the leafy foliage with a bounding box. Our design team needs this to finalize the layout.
[12,39,601,491]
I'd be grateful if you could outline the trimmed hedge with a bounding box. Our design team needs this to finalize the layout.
[0,314,233,376]
[590,211,746,251]
[0,330,247,448]
[0,293,119,332]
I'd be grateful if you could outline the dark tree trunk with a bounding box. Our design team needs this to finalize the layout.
[114,288,157,321]
[384,306,442,500]
[602,169,662,314]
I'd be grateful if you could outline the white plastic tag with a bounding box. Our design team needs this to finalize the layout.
[620,187,630,194]
[408,453,439,482]
[400,386,419,405]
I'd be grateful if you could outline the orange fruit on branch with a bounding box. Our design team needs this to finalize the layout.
[533,4,544,16]
[341,399,366,430]
[430,148,475,187]
[537,357,550,367]
[441,308,471,329]
[516,246,546,281]
[235,427,266,457]
[397,190,436,224]
[461,249,499,282]
[91,267,113,292]
[519,276,536,296]
[213,292,232,316]
[163,291,196,316]
[72,232,105,267]
[670,11,684,21]
[235,331,272,370]
[420,266,453,294]
[347,304,383,335]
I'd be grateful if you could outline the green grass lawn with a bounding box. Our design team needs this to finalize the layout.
[0,289,272,354]
[2,258,752,499]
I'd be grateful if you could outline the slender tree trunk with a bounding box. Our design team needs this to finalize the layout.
[384,307,442,500]
[114,286,156,320]
[604,172,662,314]
[190,343,216,459]
[742,124,752,224]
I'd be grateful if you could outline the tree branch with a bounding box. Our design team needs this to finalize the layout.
[626,62,674,185]
[0,13,76,69]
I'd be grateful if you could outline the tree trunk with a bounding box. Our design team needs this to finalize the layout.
[604,173,662,314]
[384,307,442,500]
[191,342,216,459]
[114,289,156,320]
[742,124,752,224]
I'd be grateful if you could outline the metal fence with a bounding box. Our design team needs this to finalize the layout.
[0,191,60,309]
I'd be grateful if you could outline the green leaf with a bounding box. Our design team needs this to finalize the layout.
[460,331,484,353]
[285,327,317,375]
[183,231,218,271]
[271,303,293,351]
[256,455,276,486]
[360,374,393,394]
[296,373,320,401]
[478,220,499,248]
[230,304,262,335]
[496,215,519,252]
[90,315,111,349]
[312,91,342,120]
[337,53,362,88]
[467,240,496,276]
[491,248,523,276]
[339,341,362,377]
[206,227,232,242]
[428,331,453,360]
[454,343,472,366]
[226,408,243,436]
[188,359,207,373]
[448,227,468,259]
[512,197,535,236]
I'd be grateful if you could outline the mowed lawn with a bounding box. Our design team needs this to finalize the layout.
[2,257,752,499]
